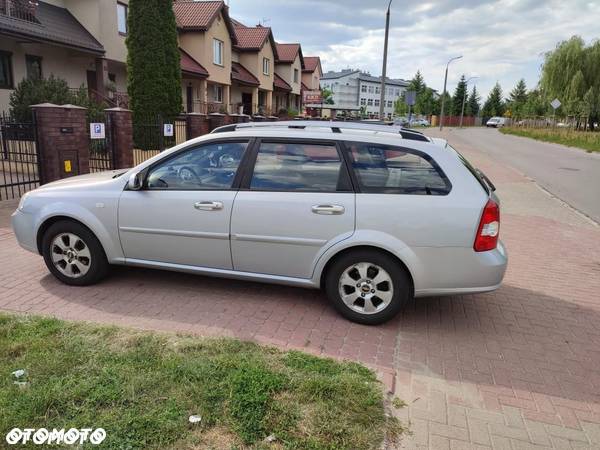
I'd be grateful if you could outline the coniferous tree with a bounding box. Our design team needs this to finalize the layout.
[127,0,182,124]
[451,75,468,117]
[466,85,480,116]
[507,79,528,118]
[482,82,505,117]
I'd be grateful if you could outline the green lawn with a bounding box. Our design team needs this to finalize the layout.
[0,314,406,449]
[500,127,600,153]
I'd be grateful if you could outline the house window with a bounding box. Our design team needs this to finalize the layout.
[263,57,270,75]
[213,84,223,103]
[117,2,127,34]
[375,86,380,94]
[213,39,224,66]
[361,85,367,93]
[360,98,366,106]
[374,99,380,107]
[294,68,299,83]
[25,55,42,79]
[387,100,393,108]
[367,98,373,106]
[368,85,374,93]
[0,51,13,89]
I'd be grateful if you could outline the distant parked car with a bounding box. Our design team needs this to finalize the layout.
[410,118,430,127]
[486,117,507,128]
[12,121,507,325]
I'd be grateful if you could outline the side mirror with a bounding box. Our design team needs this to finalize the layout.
[128,171,144,190]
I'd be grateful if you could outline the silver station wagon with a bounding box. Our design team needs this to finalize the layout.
[12,121,507,324]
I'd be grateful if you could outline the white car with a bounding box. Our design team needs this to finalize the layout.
[486,117,507,128]
[12,121,507,325]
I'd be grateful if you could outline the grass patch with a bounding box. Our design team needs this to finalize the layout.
[500,127,600,153]
[0,314,406,449]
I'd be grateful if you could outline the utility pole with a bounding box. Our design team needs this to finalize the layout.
[459,76,478,128]
[379,0,392,120]
[439,55,462,130]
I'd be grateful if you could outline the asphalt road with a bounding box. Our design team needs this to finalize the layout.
[427,127,600,223]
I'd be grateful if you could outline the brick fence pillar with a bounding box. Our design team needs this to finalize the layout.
[208,113,226,131]
[31,103,88,184]
[186,113,210,139]
[105,107,133,169]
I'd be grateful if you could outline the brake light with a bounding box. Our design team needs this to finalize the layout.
[474,199,500,252]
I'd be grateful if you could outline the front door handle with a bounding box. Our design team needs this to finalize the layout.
[194,201,223,211]
[311,204,345,215]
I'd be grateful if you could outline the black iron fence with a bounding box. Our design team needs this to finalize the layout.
[132,115,187,165]
[0,112,40,201]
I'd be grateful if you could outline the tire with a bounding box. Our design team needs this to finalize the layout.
[325,249,411,325]
[41,220,109,286]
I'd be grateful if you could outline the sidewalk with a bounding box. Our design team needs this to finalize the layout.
[0,130,599,449]
[392,129,600,449]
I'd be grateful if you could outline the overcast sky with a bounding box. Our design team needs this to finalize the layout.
[228,0,599,99]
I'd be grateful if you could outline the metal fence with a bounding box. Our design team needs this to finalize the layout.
[0,113,40,200]
[88,111,115,172]
[132,115,187,165]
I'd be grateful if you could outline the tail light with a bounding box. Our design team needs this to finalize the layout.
[474,199,500,252]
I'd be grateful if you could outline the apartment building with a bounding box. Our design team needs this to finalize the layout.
[0,0,323,116]
[321,69,409,118]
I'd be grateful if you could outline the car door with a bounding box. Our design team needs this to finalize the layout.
[118,139,250,269]
[230,138,355,279]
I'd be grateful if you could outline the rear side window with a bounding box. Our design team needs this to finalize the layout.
[249,142,345,192]
[345,142,451,195]
[447,145,489,194]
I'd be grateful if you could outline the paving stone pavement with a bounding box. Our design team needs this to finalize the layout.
[1,129,599,449]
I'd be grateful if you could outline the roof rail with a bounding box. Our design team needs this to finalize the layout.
[211,120,431,142]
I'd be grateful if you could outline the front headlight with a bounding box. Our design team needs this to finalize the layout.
[17,192,30,211]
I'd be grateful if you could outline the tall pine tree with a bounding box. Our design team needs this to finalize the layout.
[127,0,182,123]
[451,75,468,117]
[466,85,480,116]
[482,82,505,117]
[508,79,528,118]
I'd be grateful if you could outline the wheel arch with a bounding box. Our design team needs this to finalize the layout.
[37,216,107,258]
[318,245,415,296]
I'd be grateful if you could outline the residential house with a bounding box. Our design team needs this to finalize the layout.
[301,55,322,92]
[274,43,303,114]
[0,0,130,113]
[174,0,237,114]
[231,22,277,115]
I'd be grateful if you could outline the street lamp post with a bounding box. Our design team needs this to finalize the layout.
[439,55,462,130]
[379,0,392,120]
[459,76,478,128]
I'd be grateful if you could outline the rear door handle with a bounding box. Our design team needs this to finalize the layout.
[194,201,223,211]
[311,204,345,215]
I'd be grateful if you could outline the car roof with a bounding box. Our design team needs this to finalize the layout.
[212,120,433,142]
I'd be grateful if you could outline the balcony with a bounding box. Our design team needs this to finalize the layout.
[0,0,39,23]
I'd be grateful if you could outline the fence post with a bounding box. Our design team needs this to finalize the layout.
[186,113,210,139]
[31,103,88,184]
[105,107,133,169]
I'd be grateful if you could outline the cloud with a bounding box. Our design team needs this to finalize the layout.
[228,0,600,98]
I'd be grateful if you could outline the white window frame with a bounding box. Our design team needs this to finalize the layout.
[263,57,270,75]
[361,85,367,93]
[117,2,128,35]
[213,39,224,66]
[360,98,366,106]
[374,99,380,107]
[293,68,299,83]
[367,98,373,106]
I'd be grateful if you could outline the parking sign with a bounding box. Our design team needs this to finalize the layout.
[164,123,174,137]
[90,123,105,139]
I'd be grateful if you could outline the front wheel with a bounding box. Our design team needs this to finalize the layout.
[325,250,411,325]
[42,220,109,286]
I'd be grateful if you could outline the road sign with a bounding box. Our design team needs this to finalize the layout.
[550,98,561,110]
[405,91,416,106]
[90,123,105,139]
[163,123,174,137]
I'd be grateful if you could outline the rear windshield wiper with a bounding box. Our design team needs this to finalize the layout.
[476,169,496,192]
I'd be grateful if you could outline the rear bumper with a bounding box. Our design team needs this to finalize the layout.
[413,240,508,297]
[11,209,38,254]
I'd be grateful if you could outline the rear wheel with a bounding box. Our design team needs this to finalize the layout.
[325,250,411,325]
[42,220,109,286]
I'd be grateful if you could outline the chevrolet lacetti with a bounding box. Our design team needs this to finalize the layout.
[11,121,507,324]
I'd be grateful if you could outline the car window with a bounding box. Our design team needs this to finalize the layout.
[250,142,343,192]
[346,142,451,195]
[146,141,248,190]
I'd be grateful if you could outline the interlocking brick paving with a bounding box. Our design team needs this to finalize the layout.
[1,129,599,448]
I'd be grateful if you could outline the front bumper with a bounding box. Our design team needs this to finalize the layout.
[11,209,38,254]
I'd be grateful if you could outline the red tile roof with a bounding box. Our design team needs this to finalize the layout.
[303,56,321,73]
[275,43,300,63]
[180,48,208,78]
[173,1,222,30]
[231,61,259,86]
[301,81,310,91]
[233,25,271,50]
[273,73,292,91]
